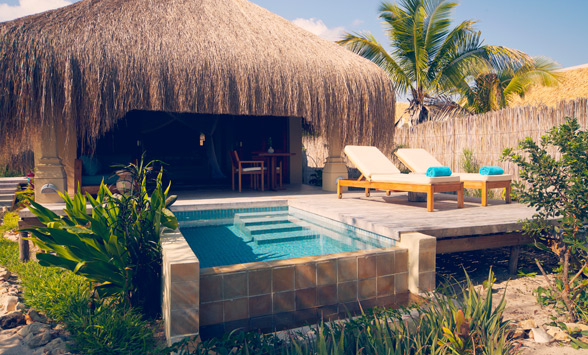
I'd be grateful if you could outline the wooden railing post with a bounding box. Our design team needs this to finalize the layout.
[19,231,29,262]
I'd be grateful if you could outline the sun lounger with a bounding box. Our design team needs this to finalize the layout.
[337,146,464,212]
[395,148,512,206]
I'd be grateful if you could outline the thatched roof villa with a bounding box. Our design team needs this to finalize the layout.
[0,0,396,201]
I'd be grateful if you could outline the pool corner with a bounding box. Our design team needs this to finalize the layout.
[161,228,200,346]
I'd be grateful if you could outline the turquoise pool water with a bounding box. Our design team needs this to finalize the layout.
[177,207,394,269]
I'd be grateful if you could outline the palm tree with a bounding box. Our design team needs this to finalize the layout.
[461,56,560,114]
[338,0,528,126]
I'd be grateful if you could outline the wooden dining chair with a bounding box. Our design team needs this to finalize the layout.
[230,151,264,192]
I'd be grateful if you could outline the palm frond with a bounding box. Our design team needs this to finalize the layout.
[338,32,414,95]
[502,56,561,103]
[423,0,457,59]
[428,20,478,80]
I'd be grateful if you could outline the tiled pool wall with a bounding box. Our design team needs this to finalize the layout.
[198,247,409,338]
[163,203,436,344]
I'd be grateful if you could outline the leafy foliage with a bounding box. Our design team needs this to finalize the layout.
[66,301,158,355]
[0,233,160,354]
[502,117,588,321]
[24,160,177,315]
[462,56,560,114]
[308,169,323,187]
[13,187,34,210]
[460,148,480,174]
[172,271,514,354]
[339,0,527,125]
[0,211,18,235]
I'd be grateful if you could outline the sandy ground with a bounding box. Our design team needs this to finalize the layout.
[437,246,588,354]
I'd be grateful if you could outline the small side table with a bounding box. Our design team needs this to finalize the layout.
[254,152,295,190]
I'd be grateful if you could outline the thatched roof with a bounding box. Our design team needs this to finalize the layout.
[509,64,588,108]
[0,0,395,160]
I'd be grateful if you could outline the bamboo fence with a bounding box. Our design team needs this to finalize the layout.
[393,98,588,181]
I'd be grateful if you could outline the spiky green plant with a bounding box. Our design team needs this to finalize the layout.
[24,161,177,316]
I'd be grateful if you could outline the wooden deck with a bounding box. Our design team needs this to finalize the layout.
[20,185,539,254]
[18,185,539,272]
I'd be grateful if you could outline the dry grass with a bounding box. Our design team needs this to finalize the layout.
[510,66,588,108]
[0,0,396,161]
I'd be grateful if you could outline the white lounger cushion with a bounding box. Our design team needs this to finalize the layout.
[344,145,459,184]
[453,173,512,182]
[395,148,511,182]
[344,145,400,179]
[371,174,460,184]
[395,148,442,173]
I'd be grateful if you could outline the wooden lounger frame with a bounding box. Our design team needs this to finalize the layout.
[337,175,464,212]
[394,153,511,207]
[463,180,512,207]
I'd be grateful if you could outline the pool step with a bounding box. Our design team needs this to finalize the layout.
[234,211,288,219]
[233,211,322,244]
[255,229,319,244]
[0,177,27,208]
[246,222,304,236]
[235,215,291,227]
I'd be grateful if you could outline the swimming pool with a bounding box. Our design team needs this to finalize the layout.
[163,203,412,342]
[178,206,396,268]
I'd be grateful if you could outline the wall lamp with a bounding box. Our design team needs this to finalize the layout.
[40,183,58,194]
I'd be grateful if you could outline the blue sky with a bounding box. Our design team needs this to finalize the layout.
[250,0,587,69]
[1,0,586,68]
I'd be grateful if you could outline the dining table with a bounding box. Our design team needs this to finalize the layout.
[254,152,295,190]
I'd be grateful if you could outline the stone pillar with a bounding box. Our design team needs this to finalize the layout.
[322,130,348,192]
[397,232,436,294]
[34,124,67,203]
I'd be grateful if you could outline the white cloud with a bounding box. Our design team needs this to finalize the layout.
[0,0,73,22]
[291,17,346,42]
[352,19,364,27]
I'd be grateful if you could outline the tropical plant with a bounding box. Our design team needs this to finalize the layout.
[0,235,159,354]
[502,117,588,322]
[338,0,528,126]
[462,56,560,113]
[24,161,177,316]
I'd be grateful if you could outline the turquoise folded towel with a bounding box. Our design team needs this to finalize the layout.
[479,166,504,175]
[426,166,452,177]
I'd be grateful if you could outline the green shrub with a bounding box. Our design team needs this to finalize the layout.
[0,211,18,236]
[0,235,159,354]
[502,117,588,322]
[67,301,156,355]
[172,271,514,355]
[25,160,177,315]
[460,149,480,174]
[13,187,34,211]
